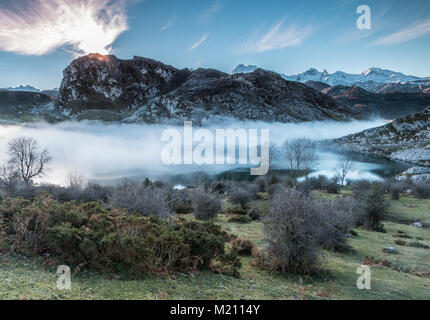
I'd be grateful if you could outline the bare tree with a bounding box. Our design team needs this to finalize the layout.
[0,165,22,196]
[281,138,317,179]
[335,156,354,186]
[66,170,85,192]
[7,137,52,186]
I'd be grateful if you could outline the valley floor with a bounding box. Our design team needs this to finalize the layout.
[1,190,430,300]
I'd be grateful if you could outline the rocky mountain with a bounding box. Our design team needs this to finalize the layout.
[232,64,430,93]
[232,64,259,74]
[0,91,54,120]
[332,107,430,167]
[57,54,359,123]
[321,85,430,119]
[2,85,40,92]
[304,80,331,92]
[283,67,430,92]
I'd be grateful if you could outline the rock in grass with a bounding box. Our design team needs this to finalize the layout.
[383,246,398,254]
[411,222,423,228]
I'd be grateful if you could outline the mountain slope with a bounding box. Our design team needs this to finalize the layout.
[57,54,359,123]
[322,85,430,119]
[332,107,430,166]
[0,91,56,121]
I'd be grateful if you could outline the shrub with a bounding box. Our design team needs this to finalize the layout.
[323,178,341,194]
[210,252,242,278]
[413,183,430,199]
[225,206,248,216]
[231,239,254,255]
[110,180,173,218]
[268,183,285,198]
[358,183,390,232]
[268,174,279,186]
[390,183,403,200]
[408,242,430,249]
[229,189,252,209]
[351,180,373,199]
[308,175,328,190]
[0,196,239,276]
[211,181,229,194]
[80,183,112,203]
[253,176,268,192]
[316,197,358,252]
[228,215,252,224]
[192,189,221,220]
[172,190,194,214]
[263,189,321,274]
[249,207,261,221]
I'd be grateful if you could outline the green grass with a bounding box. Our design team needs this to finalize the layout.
[1,190,430,300]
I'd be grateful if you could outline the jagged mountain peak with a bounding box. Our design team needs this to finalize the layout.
[56,54,359,123]
[232,64,259,74]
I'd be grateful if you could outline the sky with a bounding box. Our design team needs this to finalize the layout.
[0,0,430,90]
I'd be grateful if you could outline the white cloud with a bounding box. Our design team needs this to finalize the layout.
[0,0,130,56]
[372,19,430,46]
[188,33,210,52]
[238,19,312,54]
[199,0,222,23]
[161,14,176,31]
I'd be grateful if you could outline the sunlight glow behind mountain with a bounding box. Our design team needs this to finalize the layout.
[0,0,129,56]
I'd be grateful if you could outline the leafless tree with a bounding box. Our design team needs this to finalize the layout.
[7,137,52,186]
[281,138,317,179]
[335,156,354,186]
[66,170,85,192]
[0,165,22,196]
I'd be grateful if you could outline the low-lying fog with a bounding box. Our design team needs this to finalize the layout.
[0,119,404,186]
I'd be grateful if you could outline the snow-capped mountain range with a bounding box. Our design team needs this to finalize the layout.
[1,85,40,92]
[232,65,430,92]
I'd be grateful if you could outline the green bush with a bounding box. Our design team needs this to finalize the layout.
[231,239,254,255]
[228,215,252,224]
[413,183,430,199]
[0,196,240,276]
[358,183,390,232]
[249,207,261,221]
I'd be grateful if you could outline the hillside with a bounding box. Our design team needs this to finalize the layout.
[322,85,430,119]
[0,91,53,120]
[332,107,430,166]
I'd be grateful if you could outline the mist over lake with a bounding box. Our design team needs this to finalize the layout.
[0,119,396,186]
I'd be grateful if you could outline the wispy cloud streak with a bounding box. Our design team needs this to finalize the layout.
[161,14,176,31]
[372,19,430,46]
[0,0,130,56]
[238,19,312,54]
[199,0,222,23]
[188,33,210,52]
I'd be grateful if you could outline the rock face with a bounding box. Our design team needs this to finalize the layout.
[396,167,430,182]
[58,54,189,113]
[58,54,358,123]
[333,107,430,167]
[321,85,430,119]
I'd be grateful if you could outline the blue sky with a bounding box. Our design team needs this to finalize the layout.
[1,0,430,89]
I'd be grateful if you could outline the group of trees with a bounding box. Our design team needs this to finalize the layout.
[271,138,354,184]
